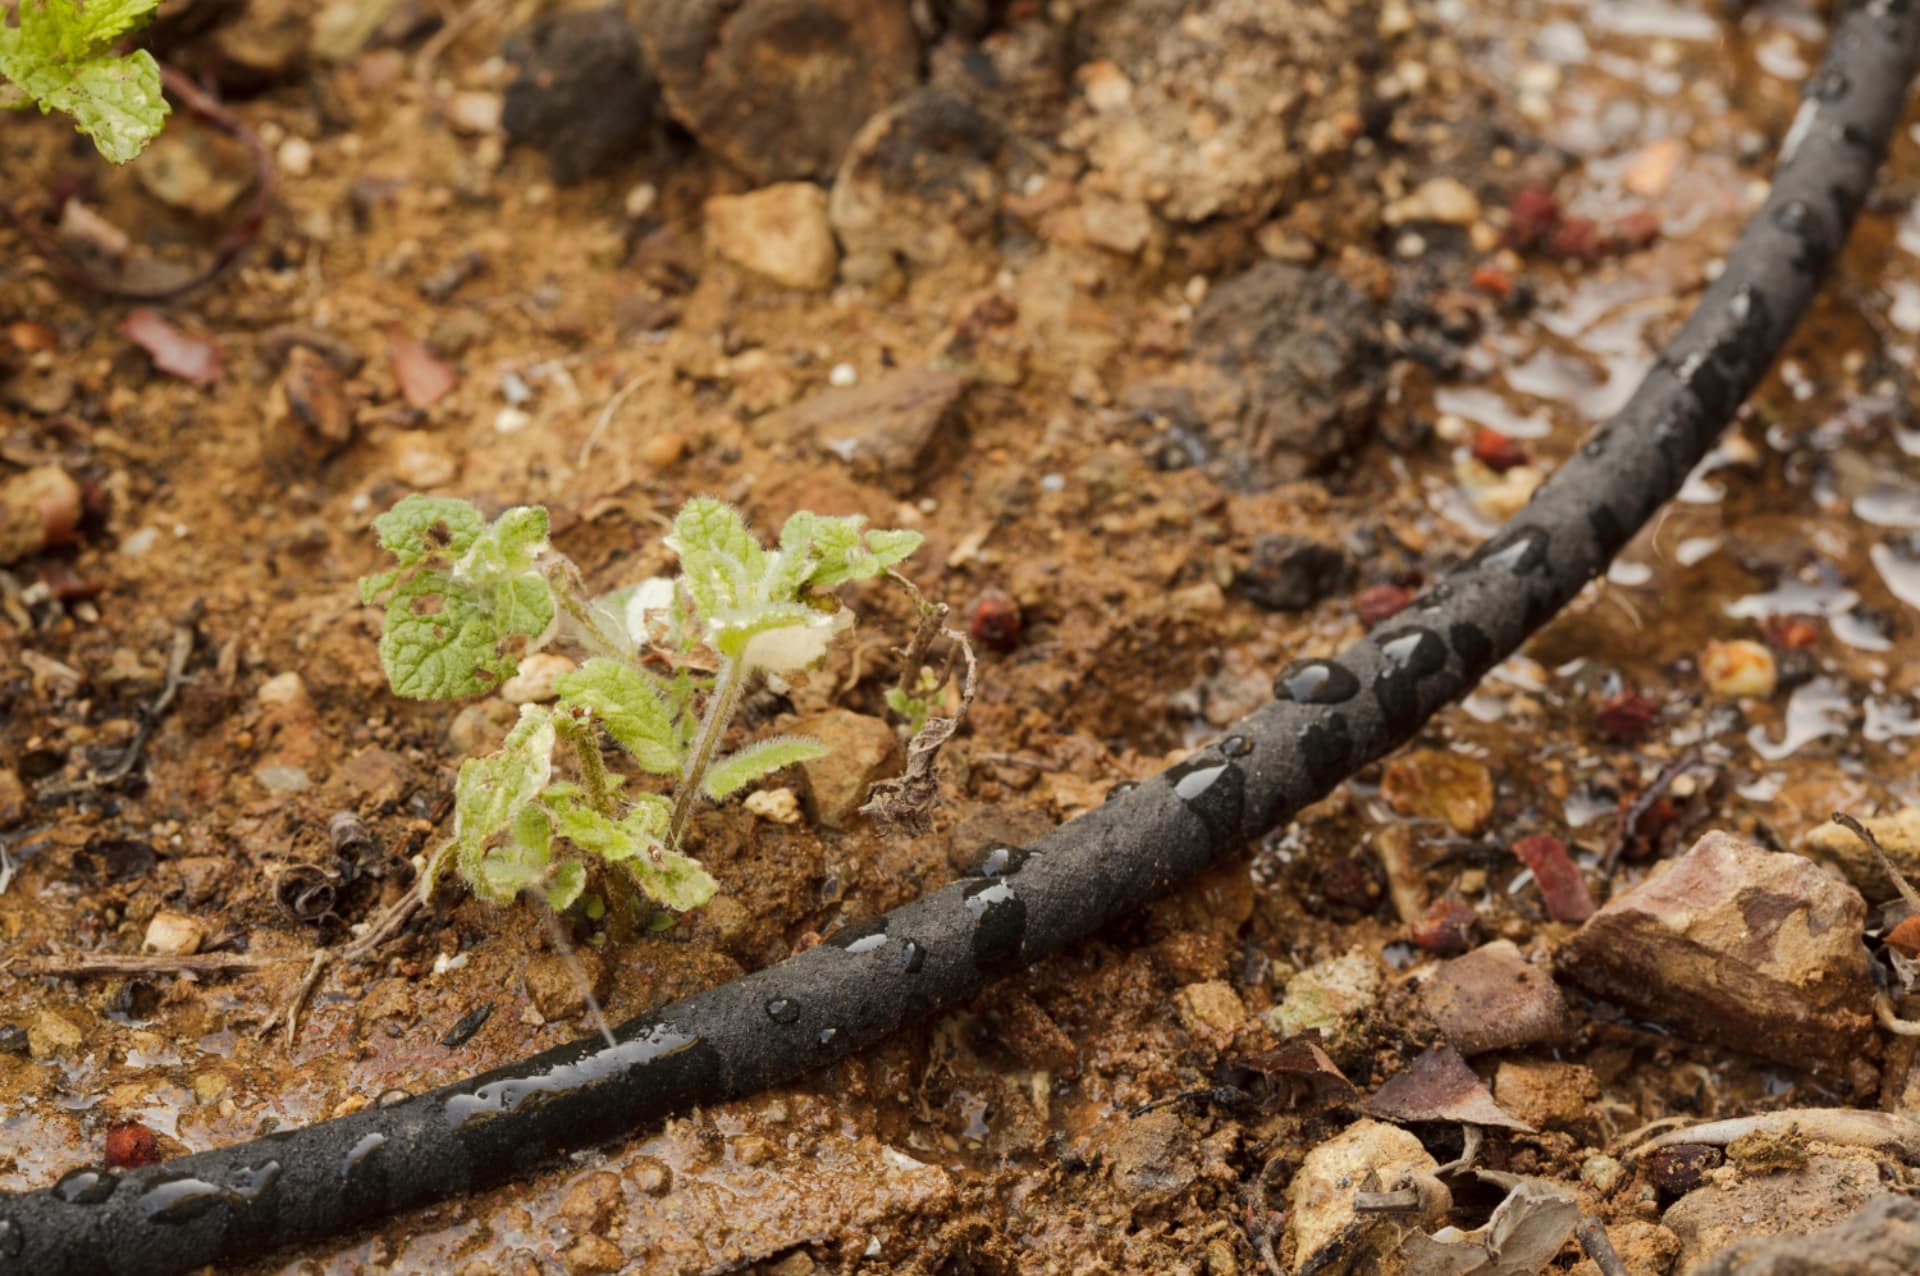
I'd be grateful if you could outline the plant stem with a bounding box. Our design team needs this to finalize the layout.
[558,715,616,818]
[667,654,748,850]
[542,559,633,662]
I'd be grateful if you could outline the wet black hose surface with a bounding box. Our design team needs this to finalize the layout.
[6,4,1920,1271]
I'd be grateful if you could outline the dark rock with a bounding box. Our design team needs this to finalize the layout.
[1234,533,1352,612]
[633,0,919,183]
[829,88,1004,284]
[1421,939,1570,1056]
[1556,831,1873,1072]
[1696,1194,1920,1275]
[1647,1143,1724,1203]
[503,10,659,185]
[1191,262,1385,482]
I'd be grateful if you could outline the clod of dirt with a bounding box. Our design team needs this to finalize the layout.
[1665,1153,1887,1276]
[525,949,611,1023]
[1189,262,1385,482]
[1557,831,1874,1071]
[703,183,840,291]
[558,1170,624,1234]
[1099,1108,1200,1207]
[1804,808,1920,902]
[271,345,354,463]
[759,367,968,489]
[1363,1044,1532,1131]
[1491,1060,1596,1134]
[502,9,660,186]
[829,88,1005,286]
[793,709,901,830]
[0,465,82,564]
[1233,532,1353,613]
[1288,1118,1450,1275]
[632,0,920,183]
[1420,940,1569,1057]
[1381,749,1494,836]
[563,1234,628,1276]
[27,1008,85,1060]
[1063,0,1380,223]
[1173,979,1246,1046]
[1265,949,1380,1064]
[1695,1194,1920,1275]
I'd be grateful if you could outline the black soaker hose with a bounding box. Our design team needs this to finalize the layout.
[6,6,1919,1272]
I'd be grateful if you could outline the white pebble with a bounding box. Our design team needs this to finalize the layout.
[828,362,859,388]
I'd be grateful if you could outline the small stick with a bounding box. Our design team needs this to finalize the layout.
[1833,811,1920,914]
[25,952,292,977]
[1603,749,1701,872]
[1352,1188,1422,1214]
[37,624,194,800]
[1576,1218,1629,1276]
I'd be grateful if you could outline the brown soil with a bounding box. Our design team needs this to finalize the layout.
[4,1,1920,1273]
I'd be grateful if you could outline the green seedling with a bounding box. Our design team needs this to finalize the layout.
[1,0,170,164]
[361,494,921,918]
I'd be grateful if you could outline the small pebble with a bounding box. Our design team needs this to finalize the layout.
[1701,639,1777,698]
[641,432,687,468]
[625,1156,672,1195]
[562,1235,626,1276]
[255,765,311,794]
[501,652,576,704]
[143,910,207,956]
[828,362,858,387]
[256,671,308,709]
[743,787,802,824]
[276,136,314,178]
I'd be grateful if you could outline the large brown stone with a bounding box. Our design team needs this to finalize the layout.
[755,368,967,490]
[1557,831,1873,1071]
[1421,940,1570,1056]
[1667,1155,1884,1276]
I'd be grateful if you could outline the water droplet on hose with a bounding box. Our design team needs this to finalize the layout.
[1299,715,1352,793]
[1166,752,1246,841]
[343,1132,386,1179]
[1274,659,1359,705]
[962,879,1027,973]
[1480,528,1551,576]
[1809,67,1849,99]
[901,940,926,974]
[0,1219,22,1257]
[765,997,801,1025]
[1107,780,1139,800]
[1374,627,1447,736]
[817,1027,839,1048]
[54,1169,116,1205]
[1173,760,1229,802]
[1220,734,1253,758]
[844,932,887,955]
[231,1162,281,1203]
[826,916,888,951]
[139,1178,227,1224]
[978,843,1030,878]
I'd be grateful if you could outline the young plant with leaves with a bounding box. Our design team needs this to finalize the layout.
[1,0,170,164]
[360,494,921,919]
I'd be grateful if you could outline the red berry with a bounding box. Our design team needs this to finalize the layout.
[1762,615,1820,651]
[105,1120,162,1169]
[1469,263,1513,299]
[1596,690,1657,743]
[1507,186,1561,247]
[967,590,1022,652]
[1470,426,1529,473]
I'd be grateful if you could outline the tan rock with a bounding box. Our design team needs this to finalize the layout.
[1422,940,1570,1056]
[704,183,838,291]
[1803,807,1920,902]
[792,709,901,829]
[1289,1120,1449,1274]
[524,949,610,1022]
[28,1008,85,1060]
[1382,748,1494,835]
[1492,1060,1596,1133]
[501,652,575,704]
[558,1170,623,1234]
[143,910,208,957]
[757,367,967,487]
[1173,980,1246,1045]
[1557,831,1872,1070]
[1383,176,1481,226]
[562,1234,627,1276]
[1666,1154,1884,1276]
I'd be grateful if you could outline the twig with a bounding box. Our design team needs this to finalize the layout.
[578,372,648,469]
[1576,1218,1630,1276]
[24,952,293,977]
[1602,749,1701,872]
[1352,1188,1422,1214]
[1833,811,1920,913]
[1877,992,1920,1037]
[1627,1109,1920,1160]
[36,624,193,800]
[5,65,273,301]
[860,626,978,834]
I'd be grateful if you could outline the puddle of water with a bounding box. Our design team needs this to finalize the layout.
[1870,540,1920,610]
[1748,679,1853,762]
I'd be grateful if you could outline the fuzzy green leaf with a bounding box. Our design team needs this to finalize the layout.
[634,850,718,912]
[702,734,826,799]
[555,658,682,773]
[491,574,556,641]
[542,859,587,912]
[453,705,555,847]
[379,572,520,699]
[671,498,765,618]
[1,0,169,164]
[546,792,667,864]
[370,495,487,570]
[455,505,549,583]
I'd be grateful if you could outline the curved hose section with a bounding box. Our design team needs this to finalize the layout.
[7,5,1919,1271]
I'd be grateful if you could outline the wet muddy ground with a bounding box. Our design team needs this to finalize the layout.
[6,0,1920,1272]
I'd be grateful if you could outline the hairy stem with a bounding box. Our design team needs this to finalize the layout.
[557,714,616,818]
[542,558,633,662]
[667,654,748,849]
